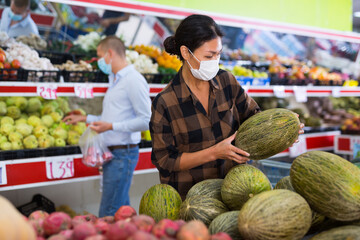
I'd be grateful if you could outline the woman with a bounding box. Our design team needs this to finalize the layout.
[150,14,302,199]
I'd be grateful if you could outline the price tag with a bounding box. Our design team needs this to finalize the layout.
[37,84,57,99]
[74,84,94,99]
[0,163,7,185]
[353,143,360,159]
[46,156,74,179]
[242,85,249,94]
[293,86,308,102]
[350,136,360,149]
[332,87,342,98]
[273,86,286,98]
[289,135,307,158]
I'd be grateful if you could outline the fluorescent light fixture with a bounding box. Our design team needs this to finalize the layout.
[354,11,360,17]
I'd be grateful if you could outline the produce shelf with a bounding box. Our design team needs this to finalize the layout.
[0,82,108,97]
[0,131,339,191]
[149,85,360,97]
[0,148,155,191]
[270,130,340,158]
[334,134,360,155]
[1,82,360,98]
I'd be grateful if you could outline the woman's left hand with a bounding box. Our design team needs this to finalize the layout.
[90,121,113,133]
[292,122,305,146]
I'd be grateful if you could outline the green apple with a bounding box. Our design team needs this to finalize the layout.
[23,135,38,149]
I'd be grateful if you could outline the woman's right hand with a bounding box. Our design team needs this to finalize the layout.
[212,132,250,164]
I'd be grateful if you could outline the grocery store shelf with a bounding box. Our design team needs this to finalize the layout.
[0,82,108,97]
[270,130,340,158]
[2,82,360,98]
[0,130,339,191]
[0,148,155,191]
[149,84,360,97]
[334,134,360,155]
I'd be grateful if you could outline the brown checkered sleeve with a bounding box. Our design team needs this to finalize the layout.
[150,87,182,175]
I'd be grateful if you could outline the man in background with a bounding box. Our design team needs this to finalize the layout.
[63,36,151,217]
[0,0,39,38]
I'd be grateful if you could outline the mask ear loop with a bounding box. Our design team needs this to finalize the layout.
[187,48,200,69]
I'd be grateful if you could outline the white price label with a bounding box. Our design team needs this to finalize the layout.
[46,156,74,179]
[293,86,308,102]
[289,135,307,158]
[353,143,360,159]
[74,84,94,99]
[0,163,7,185]
[242,85,249,94]
[273,86,286,98]
[332,87,342,98]
[350,136,360,149]
[37,85,57,99]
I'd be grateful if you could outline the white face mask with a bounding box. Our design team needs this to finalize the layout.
[187,48,219,81]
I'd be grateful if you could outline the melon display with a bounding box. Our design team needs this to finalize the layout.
[208,211,241,240]
[309,225,360,240]
[290,151,360,221]
[186,179,223,201]
[274,176,325,231]
[139,184,182,222]
[179,196,228,226]
[221,164,272,210]
[235,108,300,160]
[238,189,312,240]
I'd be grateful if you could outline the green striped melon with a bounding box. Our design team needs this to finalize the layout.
[221,164,272,210]
[208,211,242,240]
[274,176,325,232]
[186,179,223,201]
[274,176,294,191]
[235,108,300,160]
[139,184,182,222]
[309,225,360,240]
[179,196,228,226]
[290,151,360,221]
[238,189,312,240]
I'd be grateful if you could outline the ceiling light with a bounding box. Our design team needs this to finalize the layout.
[354,11,360,17]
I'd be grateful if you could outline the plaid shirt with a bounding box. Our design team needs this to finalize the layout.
[150,69,260,199]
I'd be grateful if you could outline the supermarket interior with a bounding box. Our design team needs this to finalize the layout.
[1,0,360,239]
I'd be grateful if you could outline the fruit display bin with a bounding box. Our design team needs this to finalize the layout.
[0,69,61,82]
[143,73,176,84]
[0,146,81,161]
[0,147,155,191]
[62,70,108,83]
[38,51,75,65]
[253,160,291,187]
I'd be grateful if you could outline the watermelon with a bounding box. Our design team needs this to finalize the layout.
[309,225,360,240]
[290,151,360,221]
[238,189,312,240]
[235,108,300,160]
[274,176,325,232]
[139,184,182,222]
[221,164,272,210]
[186,179,223,201]
[179,196,228,226]
[208,211,241,240]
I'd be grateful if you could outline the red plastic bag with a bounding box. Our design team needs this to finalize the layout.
[78,127,113,167]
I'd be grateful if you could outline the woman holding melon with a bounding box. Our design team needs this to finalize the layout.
[150,14,304,199]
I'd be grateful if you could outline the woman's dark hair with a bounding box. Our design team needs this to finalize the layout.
[163,14,223,60]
